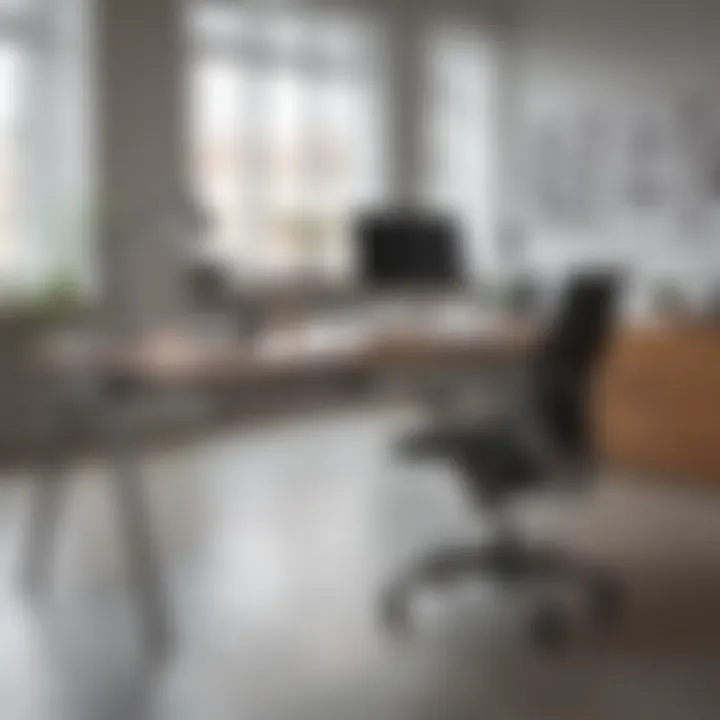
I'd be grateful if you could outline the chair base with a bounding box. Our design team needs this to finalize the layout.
[379,536,623,650]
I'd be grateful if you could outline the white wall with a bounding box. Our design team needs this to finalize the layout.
[513,0,720,307]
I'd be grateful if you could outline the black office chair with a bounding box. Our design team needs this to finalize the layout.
[381,272,623,648]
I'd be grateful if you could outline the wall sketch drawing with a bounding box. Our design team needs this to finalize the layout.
[573,110,610,224]
[675,96,720,230]
[527,121,570,224]
[626,116,667,210]
[526,97,720,234]
[527,112,610,227]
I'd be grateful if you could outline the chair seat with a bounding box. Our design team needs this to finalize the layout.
[398,417,549,503]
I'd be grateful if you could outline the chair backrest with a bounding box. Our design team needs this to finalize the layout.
[528,272,621,460]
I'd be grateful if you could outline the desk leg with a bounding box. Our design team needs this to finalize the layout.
[104,392,172,661]
[20,467,67,598]
[20,376,70,600]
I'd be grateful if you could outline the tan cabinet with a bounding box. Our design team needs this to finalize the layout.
[595,322,720,484]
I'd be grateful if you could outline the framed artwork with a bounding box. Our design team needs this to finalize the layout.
[527,111,610,227]
[626,116,667,210]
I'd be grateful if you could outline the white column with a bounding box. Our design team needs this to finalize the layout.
[491,7,524,279]
[384,6,425,206]
[26,0,94,290]
[99,0,188,335]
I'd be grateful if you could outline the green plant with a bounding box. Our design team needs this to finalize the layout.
[0,199,92,322]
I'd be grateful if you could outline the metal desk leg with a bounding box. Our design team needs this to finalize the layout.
[103,387,172,661]
[20,467,67,598]
[20,375,71,599]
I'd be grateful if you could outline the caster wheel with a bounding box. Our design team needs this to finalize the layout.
[587,576,624,628]
[529,603,570,652]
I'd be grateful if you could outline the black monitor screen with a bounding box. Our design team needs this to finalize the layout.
[355,211,463,289]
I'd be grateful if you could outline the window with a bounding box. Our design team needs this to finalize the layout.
[0,43,23,280]
[0,0,93,300]
[424,25,498,278]
[188,1,386,283]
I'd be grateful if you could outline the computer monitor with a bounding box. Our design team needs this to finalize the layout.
[355,210,463,290]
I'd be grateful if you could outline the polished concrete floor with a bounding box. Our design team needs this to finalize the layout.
[0,407,719,719]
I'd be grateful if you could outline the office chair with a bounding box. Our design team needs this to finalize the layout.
[381,272,623,649]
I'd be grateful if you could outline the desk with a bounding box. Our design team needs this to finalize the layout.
[42,317,532,386]
[26,318,533,660]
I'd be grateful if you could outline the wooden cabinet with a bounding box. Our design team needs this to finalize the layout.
[595,322,720,484]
